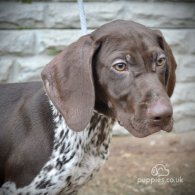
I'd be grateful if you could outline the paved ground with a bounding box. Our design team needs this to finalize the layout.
[79,131,195,195]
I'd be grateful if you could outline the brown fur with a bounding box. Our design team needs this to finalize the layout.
[0,20,177,189]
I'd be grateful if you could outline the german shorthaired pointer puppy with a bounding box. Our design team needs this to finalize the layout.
[0,20,177,194]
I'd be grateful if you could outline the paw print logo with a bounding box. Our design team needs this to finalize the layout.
[151,163,170,177]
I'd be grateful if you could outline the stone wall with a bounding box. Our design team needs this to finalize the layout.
[0,0,195,134]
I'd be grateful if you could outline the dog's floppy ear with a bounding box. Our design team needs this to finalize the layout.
[154,30,177,97]
[41,35,99,131]
[165,43,177,97]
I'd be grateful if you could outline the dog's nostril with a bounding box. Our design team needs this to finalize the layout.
[148,100,173,123]
[151,110,172,122]
[154,116,161,121]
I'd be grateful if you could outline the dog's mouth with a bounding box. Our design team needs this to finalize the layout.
[118,117,173,138]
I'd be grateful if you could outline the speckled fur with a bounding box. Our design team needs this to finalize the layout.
[0,102,114,195]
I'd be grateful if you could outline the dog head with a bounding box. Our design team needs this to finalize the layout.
[41,20,177,137]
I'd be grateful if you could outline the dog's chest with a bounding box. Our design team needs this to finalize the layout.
[13,109,114,195]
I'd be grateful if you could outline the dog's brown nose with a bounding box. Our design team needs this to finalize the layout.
[148,99,173,124]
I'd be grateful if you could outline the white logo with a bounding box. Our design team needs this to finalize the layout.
[151,163,170,177]
[137,163,183,184]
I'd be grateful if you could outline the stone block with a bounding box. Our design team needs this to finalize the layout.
[171,82,195,132]
[41,2,195,29]
[172,83,195,105]
[36,30,80,54]
[0,30,36,55]
[0,55,52,83]
[12,55,52,82]
[173,101,195,132]
[175,55,195,83]
[0,2,45,29]
[161,29,195,55]
[35,29,195,62]
[0,58,14,83]
[0,2,195,29]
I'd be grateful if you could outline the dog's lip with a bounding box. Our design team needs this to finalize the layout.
[129,122,160,138]
[118,117,173,138]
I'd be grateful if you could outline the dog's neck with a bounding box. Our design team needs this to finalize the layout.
[2,99,114,195]
[50,100,114,154]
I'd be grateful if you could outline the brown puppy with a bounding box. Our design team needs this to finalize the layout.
[0,20,177,194]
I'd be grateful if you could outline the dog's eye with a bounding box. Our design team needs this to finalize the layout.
[157,57,166,66]
[113,63,127,72]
